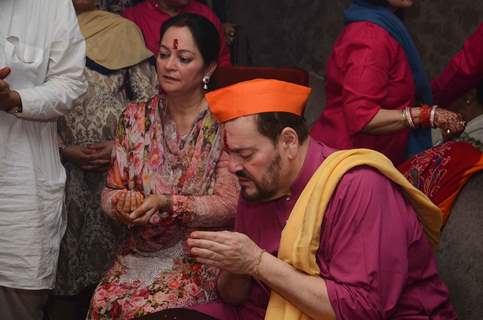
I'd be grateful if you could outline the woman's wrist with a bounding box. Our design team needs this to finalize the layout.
[166,195,173,212]
[158,194,173,212]
[402,106,434,129]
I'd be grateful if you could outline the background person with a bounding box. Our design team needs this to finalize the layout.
[0,0,87,319]
[431,22,483,108]
[47,1,158,319]
[310,0,465,165]
[122,0,231,66]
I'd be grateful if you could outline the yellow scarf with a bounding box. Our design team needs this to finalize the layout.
[265,148,442,320]
[78,10,152,70]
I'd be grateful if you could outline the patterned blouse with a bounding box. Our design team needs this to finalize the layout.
[88,95,239,319]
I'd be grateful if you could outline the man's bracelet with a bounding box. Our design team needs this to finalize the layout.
[254,249,266,278]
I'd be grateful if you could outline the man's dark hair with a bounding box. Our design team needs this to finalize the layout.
[160,13,220,66]
[255,112,309,145]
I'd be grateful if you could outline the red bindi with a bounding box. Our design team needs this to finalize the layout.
[173,39,179,50]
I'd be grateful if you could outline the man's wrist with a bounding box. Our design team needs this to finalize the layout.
[251,248,267,278]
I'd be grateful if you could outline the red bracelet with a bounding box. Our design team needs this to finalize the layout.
[419,104,432,128]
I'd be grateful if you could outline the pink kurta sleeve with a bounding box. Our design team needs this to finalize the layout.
[319,167,419,318]
[173,150,239,228]
[432,23,483,106]
[337,24,395,135]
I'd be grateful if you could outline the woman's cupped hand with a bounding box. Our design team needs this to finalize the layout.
[111,191,171,226]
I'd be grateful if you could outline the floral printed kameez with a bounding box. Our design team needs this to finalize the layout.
[87,95,239,319]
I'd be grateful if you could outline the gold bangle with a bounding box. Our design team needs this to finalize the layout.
[253,249,266,278]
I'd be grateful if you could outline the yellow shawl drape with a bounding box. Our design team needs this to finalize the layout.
[265,149,442,320]
[78,10,152,70]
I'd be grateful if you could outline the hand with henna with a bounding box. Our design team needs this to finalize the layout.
[434,108,466,141]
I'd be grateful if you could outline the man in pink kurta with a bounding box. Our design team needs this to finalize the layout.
[187,79,456,319]
[193,138,456,319]
[122,0,231,66]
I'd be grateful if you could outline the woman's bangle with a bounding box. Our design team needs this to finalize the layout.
[430,105,438,128]
[253,249,266,278]
[419,104,432,128]
[402,107,416,129]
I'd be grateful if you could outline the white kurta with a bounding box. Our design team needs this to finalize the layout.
[0,0,87,289]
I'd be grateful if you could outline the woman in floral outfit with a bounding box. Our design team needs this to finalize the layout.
[87,13,239,319]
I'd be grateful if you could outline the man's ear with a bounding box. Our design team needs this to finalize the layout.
[278,127,299,159]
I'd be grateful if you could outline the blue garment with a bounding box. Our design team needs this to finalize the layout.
[344,0,431,156]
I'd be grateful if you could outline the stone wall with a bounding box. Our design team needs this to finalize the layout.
[226,0,483,123]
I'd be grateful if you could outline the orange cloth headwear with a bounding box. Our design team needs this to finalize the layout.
[206,79,311,123]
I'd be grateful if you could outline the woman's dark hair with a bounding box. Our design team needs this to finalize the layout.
[256,112,309,145]
[159,13,220,65]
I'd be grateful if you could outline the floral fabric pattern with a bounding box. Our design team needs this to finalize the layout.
[398,141,483,224]
[55,61,157,296]
[87,95,239,319]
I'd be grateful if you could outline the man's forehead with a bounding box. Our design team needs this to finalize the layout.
[224,116,265,150]
[224,130,256,151]
[225,117,256,140]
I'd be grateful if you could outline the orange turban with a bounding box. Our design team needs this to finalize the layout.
[206,79,311,123]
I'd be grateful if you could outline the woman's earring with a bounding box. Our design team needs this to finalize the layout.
[466,98,472,105]
[202,75,210,90]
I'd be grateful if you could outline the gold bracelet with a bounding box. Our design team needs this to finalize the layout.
[253,249,266,278]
